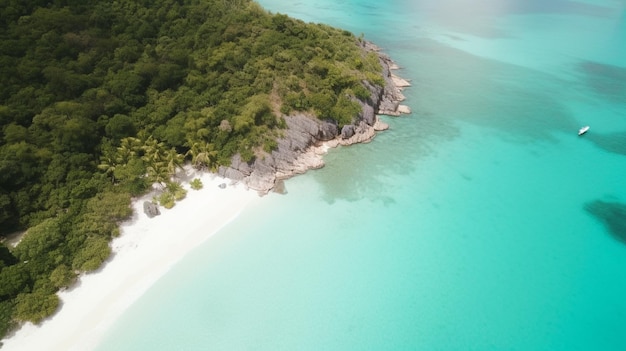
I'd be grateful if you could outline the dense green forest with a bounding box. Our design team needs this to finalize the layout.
[0,0,384,340]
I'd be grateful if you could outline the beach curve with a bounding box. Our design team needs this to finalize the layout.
[1,171,258,351]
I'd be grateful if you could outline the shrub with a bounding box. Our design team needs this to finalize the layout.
[190,178,203,190]
[71,236,111,272]
[167,182,187,201]
[0,301,16,341]
[158,192,175,209]
[14,291,60,324]
[49,264,76,289]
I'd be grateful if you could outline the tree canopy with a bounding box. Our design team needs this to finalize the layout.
[0,0,384,339]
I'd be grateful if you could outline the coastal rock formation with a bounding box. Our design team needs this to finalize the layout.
[218,43,410,194]
[143,201,161,218]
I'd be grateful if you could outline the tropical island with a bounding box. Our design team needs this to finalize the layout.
[0,0,409,344]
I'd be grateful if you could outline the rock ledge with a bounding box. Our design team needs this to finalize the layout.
[218,42,410,194]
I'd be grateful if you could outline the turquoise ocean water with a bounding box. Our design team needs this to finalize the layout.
[97,1,626,350]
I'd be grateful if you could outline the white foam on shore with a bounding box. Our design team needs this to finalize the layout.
[2,170,258,351]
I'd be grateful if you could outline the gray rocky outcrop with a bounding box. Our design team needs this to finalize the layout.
[143,201,161,218]
[218,42,410,194]
[341,125,355,139]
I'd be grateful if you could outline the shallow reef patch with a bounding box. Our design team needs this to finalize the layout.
[584,200,626,245]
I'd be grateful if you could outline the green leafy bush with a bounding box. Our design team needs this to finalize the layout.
[158,192,176,209]
[14,291,60,324]
[0,301,16,340]
[167,182,188,201]
[190,178,203,190]
[71,236,111,272]
[49,265,76,289]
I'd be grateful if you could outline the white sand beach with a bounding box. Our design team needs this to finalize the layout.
[2,171,258,351]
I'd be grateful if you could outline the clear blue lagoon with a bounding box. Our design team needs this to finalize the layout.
[97,1,626,350]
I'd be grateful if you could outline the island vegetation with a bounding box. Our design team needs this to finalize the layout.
[0,0,386,340]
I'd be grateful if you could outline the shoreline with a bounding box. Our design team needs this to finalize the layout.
[276,58,412,183]
[2,171,258,351]
[221,48,411,193]
[1,44,411,351]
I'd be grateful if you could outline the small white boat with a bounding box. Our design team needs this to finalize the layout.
[578,126,589,136]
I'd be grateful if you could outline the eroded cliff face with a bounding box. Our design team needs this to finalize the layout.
[217,44,410,193]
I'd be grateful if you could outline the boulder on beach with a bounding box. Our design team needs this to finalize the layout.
[143,201,161,218]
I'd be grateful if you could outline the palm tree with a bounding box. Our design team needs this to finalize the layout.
[97,155,117,183]
[116,137,141,165]
[138,136,169,187]
[164,148,184,176]
[146,160,169,187]
[186,141,217,170]
[141,136,165,164]
[165,181,187,201]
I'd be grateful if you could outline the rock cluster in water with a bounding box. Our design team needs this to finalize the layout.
[218,42,411,194]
